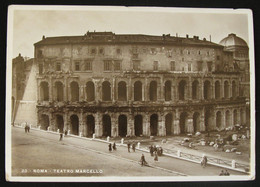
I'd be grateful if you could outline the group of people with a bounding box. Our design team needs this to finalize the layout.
[24,124,30,133]
[127,142,136,152]
[219,169,230,176]
[149,145,163,162]
[108,142,117,152]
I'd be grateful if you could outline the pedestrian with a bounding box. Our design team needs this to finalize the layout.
[59,133,63,141]
[132,143,136,152]
[127,142,131,152]
[112,142,117,151]
[224,170,230,176]
[140,154,146,166]
[64,130,68,136]
[154,151,158,161]
[24,125,27,133]
[27,125,30,133]
[219,170,225,176]
[108,143,112,152]
[153,145,157,153]
[201,155,207,168]
[149,145,154,156]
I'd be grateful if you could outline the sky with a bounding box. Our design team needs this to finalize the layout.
[10,6,251,58]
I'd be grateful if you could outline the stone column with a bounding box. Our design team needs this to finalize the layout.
[80,85,84,102]
[159,77,163,101]
[95,112,102,137]
[188,76,192,100]
[237,109,241,125]
[221,79,224,98]
[111,113,117,137]
[144,78,148,101]
[128,77,132,101]
[127,113,134,136]
[186,114,194,133]
[49,78,53,102]
[159,113,166,136]
[173,109,180,134]
[222,110,226,129]
[95,80,100,102]
[230,109,234,127]
[79,109,84,136]
[212,79,215,99]
[173,78,177,101]
[200,79,204,100]
[50,113,55,131]
[64,78,68,102]
[64,110,69,131]
[211,111,216,131]
[200,109,205,132]
[143,113,150,136]
[112,78,115,102]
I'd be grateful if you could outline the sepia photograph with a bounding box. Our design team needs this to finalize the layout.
[5,5,255,182]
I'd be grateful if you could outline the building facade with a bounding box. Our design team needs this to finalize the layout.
[34,32,249,137]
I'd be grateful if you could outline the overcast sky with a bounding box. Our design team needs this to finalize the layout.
[11,6,250,58]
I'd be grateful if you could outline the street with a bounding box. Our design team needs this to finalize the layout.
[11,127,245,176]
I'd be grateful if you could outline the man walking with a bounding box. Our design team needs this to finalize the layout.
[127,142,131,153]
[132,143,136,152]
[59,133,63,141]
[140,154,146,166]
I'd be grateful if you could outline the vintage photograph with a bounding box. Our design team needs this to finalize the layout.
[5,5,255,182]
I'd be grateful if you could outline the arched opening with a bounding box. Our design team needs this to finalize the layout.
[150,114,158,136]
[225,110,231,128]
[204,110,211,132]
[102,115,111,137]
[192,80,199,100]
[70,115,79,135]
[40,82,49,101]
[164,81,172,101]
[102,81,111,101]
[216,111,222,128]
[70,81,79,102]
[86,81,95,102]
[240,109,245,125]
[215,81,221,99]
[118,81,127,101]
[134,81,142,101]
[233,109,238,125]
[40,114,49,130]
[134,115,143,136]
[149,81,157,101]
[86,115,95,137]
[204,80,211,100]
[232,81,237,98]
[55,82,64,101]
[224,81,230,98]
[118,115,127,137]
[178,80,187,100]
[165,113,173,135]
[193,112,200,132]
[56,114,64,133]
[180,112,188,133]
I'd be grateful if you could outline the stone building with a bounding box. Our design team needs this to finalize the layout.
[34,31,249,137]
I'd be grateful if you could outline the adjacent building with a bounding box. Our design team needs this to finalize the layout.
[18,31,250,137]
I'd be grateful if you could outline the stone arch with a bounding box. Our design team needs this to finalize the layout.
[224,81,230,98]
[102,114,111,137]
[40,114,49,130]
[204,80,211,100]
[86,115,95,137]
[215,81,221,99]
[180,112,188,133]
[54,81,64,101]
[164,80,172,101]
[86,81,95,102]
[193,112,200,132]
[178,80,187,100]
[55,114,64,132]
[149,81,157,101]
[102,81,111,101]
[216,111,222,128]
[192,80,199,100]
[150,114,158,136]
[165,113,173,135]
[70,81,79,102]
[134,81,142,101]
[40,81,49,101]
[118,81,127,101]
[70,114,79,135]
[118,114,127,137]
[134,115,143,136]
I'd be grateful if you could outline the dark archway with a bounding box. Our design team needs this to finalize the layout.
[86,81,95,102]
[149,81,157,101]
[180,112,188,133]
[165,113,173,135]
[56,114,64,133]
[192,80,199,100]
[224,81,230,98]
[150,114,158,136]
[204,80,211,100]
[134,81,142,101]
[215,81,221,99]
[70,81,79,102]
[178,80,187,100]
[164,81,172,101]
[55,82,64,101]
[118,115,127,137]
[40,82,49,101]
[134,115,143,136]
[86,115,95,137]
[225,110,231,127]
[102,81,111,101]
[118,81,127,101]
[40,114,49,130]
[193,112,200,132]
[102,115,111,137]
[70,115,79,135]
[216,111,222,128]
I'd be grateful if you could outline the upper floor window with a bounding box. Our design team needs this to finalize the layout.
[39,63,43,74]
[56,62,61,71]
[75,61,80,71]
[104,60,112,71]
[99,48,104,55]
[151,48,156,54]
[188,64,191,71]
[91,48,96,54]
[170,61,175,71]
[133,60,140,70]
[116,48,121,54]
[114,60,121,71]
[198,50,201,55]
[85,60,92,71]
[187,50,190,55]
[153,61,158,71]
